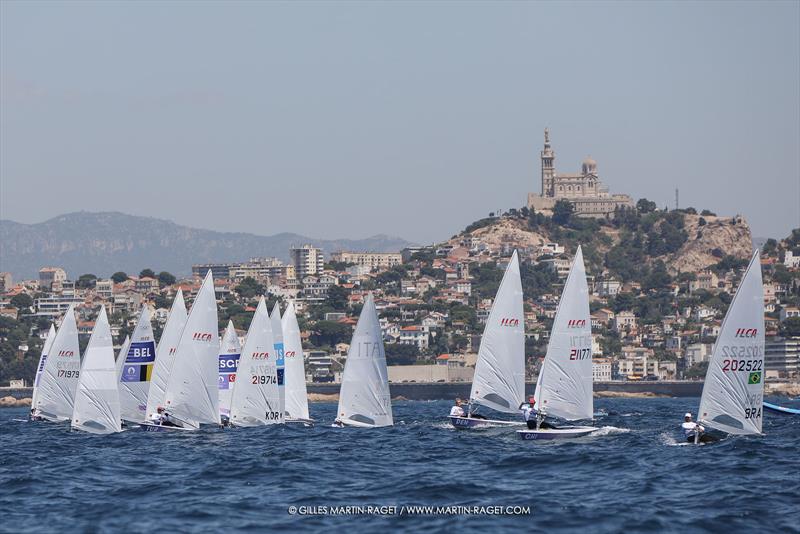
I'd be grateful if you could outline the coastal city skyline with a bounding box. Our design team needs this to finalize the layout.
[2,1,799,244]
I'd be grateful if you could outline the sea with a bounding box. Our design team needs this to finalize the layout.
[1,398,798,533]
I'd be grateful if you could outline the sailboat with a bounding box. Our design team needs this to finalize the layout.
[30,324,56,418]
[691,250,765,443]
[141,272,220,431]
[228,297,283,427]
[218,320,241,422]
[450,250,525,429]
[145,289,187,417]
[517,246,598,440]
[71,306,123,434]
[335,293,393,428]
[282,301,312,424]
[117,306,156,422]
[270,302,286,422]
[34,304,81,422]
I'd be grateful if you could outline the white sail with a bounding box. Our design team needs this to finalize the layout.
[145,289,187,416]
[218,320,242,417]
[31,324,56,410]
[115,335,131,380]
[698,250,765,435]
[534,246,593,421]
[270,302,286,418]
[229,297,281,426]
[469,250,525,414]
[282,301,310,420]
[71,306,122,434]
[336,294,393,427]
[164,272,221,427]
[35,305,81,421]
[117,306,157,422]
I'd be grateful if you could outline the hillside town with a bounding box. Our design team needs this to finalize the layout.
[2,206,799,390]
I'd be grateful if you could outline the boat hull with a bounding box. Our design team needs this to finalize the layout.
[286,417,315,426]
[763,402,800,415]
[516,426,598,440]
[138,422,196,432]
[449,416,523,429]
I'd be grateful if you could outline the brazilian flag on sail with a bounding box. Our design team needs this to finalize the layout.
[748,372,762,385]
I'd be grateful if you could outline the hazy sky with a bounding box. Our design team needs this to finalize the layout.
[2,1,798,244]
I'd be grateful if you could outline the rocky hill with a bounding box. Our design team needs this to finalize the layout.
[0,212,414,279]
[447,208,753,277]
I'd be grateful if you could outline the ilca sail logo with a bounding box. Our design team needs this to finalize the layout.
[735,328,758,338]
[567,319,586,328]
[193,332,213,342]
[499,318,519,327]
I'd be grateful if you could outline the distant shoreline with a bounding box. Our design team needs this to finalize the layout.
[3,380,797,408]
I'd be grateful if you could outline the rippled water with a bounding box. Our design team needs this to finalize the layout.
[1,398,798,533]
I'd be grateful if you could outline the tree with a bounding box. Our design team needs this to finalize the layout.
[385,343,419,365]
[76,273,97,289]
[139,268,156,278]
[158,271,176,287]
[111,272,129,283]
[326,284,349,311]
[310,321,351,347]
[636,198,657,214]
[10,293,33,310]
[236,277,265,299]
[552,200,574,225]
[700,209,716,216]
[780,317,800,337]
[762,238,778,256]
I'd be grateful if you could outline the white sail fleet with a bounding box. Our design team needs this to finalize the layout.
[29,246,768,444]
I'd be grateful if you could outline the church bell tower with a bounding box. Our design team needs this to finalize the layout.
[541,128,555,197]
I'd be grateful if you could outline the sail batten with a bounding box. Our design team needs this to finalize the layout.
[698,250,765,435]
[469,251,525,414]
[535,246,593,421]
[337,294,393,427]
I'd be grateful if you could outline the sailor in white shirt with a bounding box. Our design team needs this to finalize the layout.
[681,412,704,442]
[449,398,465,418]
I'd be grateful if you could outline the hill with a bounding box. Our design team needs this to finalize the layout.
[0,212,414,279]
[446,204,753,281]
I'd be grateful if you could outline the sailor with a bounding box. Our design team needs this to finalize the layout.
[147,407,166,425]
[682,412,705,443]
[449,398,466,418]
[29,408,43,422]
[521,396,537,429]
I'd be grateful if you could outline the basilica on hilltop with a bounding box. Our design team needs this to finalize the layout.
[527,129,633,217]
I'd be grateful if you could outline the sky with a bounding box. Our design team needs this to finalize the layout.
[1,1,798,244]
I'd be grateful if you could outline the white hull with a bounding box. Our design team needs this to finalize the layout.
[286,417,314,426]
[138,422,197,432]
[449,416,523,429]
[517,426,598,440]
[333,419,381,428]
